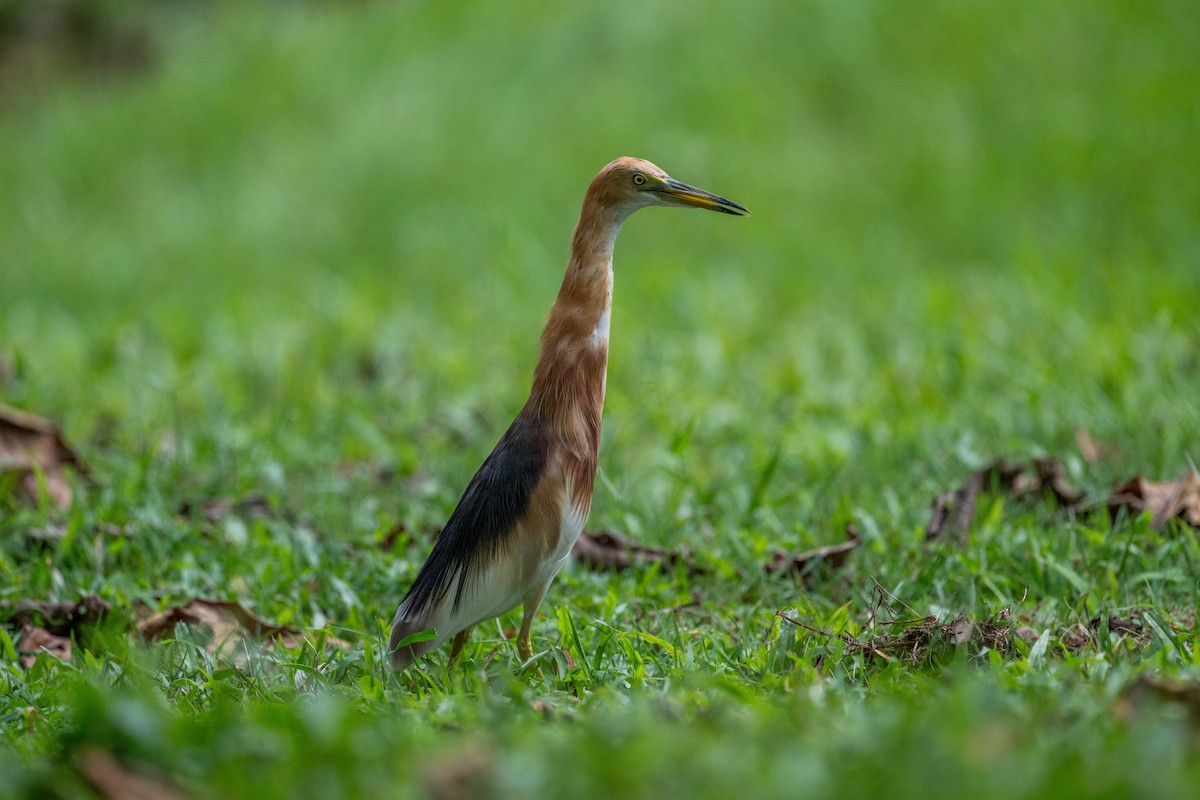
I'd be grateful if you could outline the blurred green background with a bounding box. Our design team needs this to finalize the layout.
[1,1,1199,797]
[4,1,1197,497]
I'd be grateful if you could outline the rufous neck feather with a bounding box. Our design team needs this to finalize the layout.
[527,195,621,459]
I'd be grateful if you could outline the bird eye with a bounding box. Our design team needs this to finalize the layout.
[632,173,646,186]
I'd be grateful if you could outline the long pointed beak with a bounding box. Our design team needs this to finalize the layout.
[655,178,750,216]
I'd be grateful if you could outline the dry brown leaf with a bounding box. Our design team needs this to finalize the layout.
[1014,625,1039,644]
[881,613,1011,664]
[379,523,408,551]
[765,523,861,576]
[571,530,710,575]
[1061,624,1092,650]
[1075,428,1106,464]
[1035,612,1164,652]
[0,404,87,509]
[1087,611,1150,647]
[1107,472,1200,530]
[573,524,859,581]
[17,624,71,668]
[78,748,188,800]
[135,598,350,656]
[334,459,399,485]
[928,456,1200,541]
[926,458,1085,543]
[2,594,110,636]
[357,522,443,556]
[421,742,494,800]
[945,616,975,645]
[177,493,276,524]
[777,610,1011,667]
[1114,674,1200,728]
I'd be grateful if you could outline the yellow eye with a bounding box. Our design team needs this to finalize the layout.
[632,174,646,186]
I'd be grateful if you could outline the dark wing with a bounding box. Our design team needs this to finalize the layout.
[393,407,550,621]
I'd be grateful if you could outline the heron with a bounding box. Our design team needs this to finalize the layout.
[388,157,748,670]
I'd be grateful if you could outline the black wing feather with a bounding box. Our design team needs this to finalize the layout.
[397,409,550,618]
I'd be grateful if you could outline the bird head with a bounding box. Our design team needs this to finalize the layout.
[587,157,749,219]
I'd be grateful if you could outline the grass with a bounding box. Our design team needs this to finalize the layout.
[2,0,1199,797]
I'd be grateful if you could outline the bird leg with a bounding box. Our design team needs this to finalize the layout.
[448,626,473,667]
[517,582,551,663]
[516,619,534,662]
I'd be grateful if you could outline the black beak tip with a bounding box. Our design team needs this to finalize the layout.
[721,199,750,216]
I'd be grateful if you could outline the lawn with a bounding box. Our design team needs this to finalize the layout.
[1,1,1198,797]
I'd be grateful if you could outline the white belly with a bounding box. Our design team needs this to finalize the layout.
[421,493,590,642]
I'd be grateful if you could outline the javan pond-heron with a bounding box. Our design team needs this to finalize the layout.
[388,157,748,669]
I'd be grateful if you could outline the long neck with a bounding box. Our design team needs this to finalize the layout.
[528,199,623,468]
